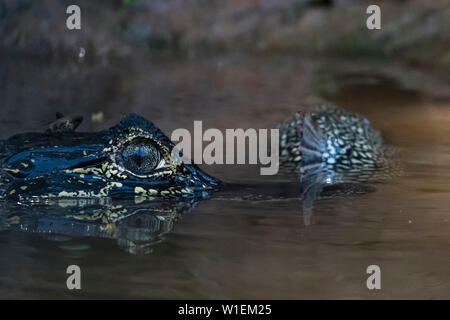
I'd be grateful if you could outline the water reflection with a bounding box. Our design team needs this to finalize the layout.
[0,198,199,255]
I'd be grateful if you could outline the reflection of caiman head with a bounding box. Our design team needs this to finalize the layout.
[1,199,195,254]
[0,114,221,202]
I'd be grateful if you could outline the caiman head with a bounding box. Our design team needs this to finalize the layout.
[0,114,221,202]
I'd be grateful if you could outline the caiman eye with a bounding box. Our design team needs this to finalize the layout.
[121,138,162,175]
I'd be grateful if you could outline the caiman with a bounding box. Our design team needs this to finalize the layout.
[0,103,399,254]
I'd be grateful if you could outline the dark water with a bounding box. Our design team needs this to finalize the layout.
[1,56,450,299]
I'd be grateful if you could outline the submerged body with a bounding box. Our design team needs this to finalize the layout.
[279,103,399,213]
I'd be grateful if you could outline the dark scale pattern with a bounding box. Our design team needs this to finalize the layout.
[0,113,221,202]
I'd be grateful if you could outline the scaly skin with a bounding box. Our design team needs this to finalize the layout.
[0,114,219,254]
[0,114,221,202]
[0,106,399,252]
[279,103,400,184]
